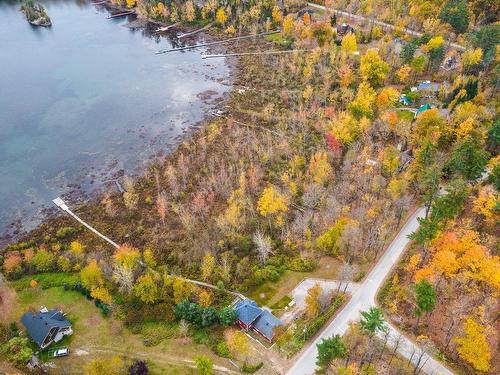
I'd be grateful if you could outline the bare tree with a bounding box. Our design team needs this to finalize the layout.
[157,191,168,225]
[112,265,134,294]
[339,261,358,293]
[123,176,138,210]
[388,333,403,365]
[164,164,179,198]
[412,338,434,375]
[253,230,272,265]
[338,221,363,261]
[302,183,325,210]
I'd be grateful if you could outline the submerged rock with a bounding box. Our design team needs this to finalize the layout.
[21,0,52,27]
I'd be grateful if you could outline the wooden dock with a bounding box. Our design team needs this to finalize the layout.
[154,22,180,33]
[106,11,135,19]
[202,49,306,59]
[156,30,280,54]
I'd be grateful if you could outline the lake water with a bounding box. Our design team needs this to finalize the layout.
[0,0,229,240]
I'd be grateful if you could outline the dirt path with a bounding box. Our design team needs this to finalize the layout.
[77,345,240,374]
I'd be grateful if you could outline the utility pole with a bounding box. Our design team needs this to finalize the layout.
[52,197,119,249]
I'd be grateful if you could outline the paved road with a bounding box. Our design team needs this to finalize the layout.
[282,278,360,323]
[307,2,465,51]
[286,207,455,375]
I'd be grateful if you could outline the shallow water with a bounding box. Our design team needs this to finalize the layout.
[0,0,229,239]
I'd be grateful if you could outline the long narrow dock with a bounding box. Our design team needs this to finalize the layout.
[154,22,180,33]
[106,11,135,19]
[177,22,213,39]
[155,30,280,54]
[202,49,306,59]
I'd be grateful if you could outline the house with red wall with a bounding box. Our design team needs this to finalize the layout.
[234,299,282,342]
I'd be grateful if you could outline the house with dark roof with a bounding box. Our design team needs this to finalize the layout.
[234,299,282,342]
[336,23,355,43]
[21,306,73,349]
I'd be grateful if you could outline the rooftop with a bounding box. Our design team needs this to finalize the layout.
[234,299,263,326]
[21,307,71,348]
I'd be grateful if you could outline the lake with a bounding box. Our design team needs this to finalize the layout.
[0,0,229,241]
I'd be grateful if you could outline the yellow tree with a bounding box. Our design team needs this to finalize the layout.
[133,273,159,304]
[376,87,399,111]
[387,177,408,201]
[257,186,288,230]
[455,317,491,372]
[114,244,140,270]
[143,248,156,268]
[472,186,498,225]
[198,289,214,306]
[396,64,411,83]
[425,36,444,52]
[340,33,357,54]
[201,252,216,282]
[69,241,85,256]
[184,1,195,22]
[80,260,104,290]
[282,14,294,37]
[84,356,124,375]
[329,112,362,145]
[226,329,249,359]
[215,8,227,26]
[173,277,194,303]
[125,0,136,8]
[308,152,332,185]
[348,82,377,119]
[360,49,389,87]
[461,48,483,71]
[271,5,282,24]
[305,283,322,318]
[90,286,113,304]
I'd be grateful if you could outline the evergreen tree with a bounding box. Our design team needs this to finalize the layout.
[439,0,470,34]
[316,334,347,369]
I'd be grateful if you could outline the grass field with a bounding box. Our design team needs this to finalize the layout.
[5,282,237,374]
[248,257,342,307]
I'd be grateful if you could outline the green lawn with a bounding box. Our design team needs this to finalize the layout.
[249,257,342,307]
[396,109,415,122]
[6,285,233,374]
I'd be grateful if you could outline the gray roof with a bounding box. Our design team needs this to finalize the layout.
[416,81,440,92]
[234,299,263,326]
[21,309,71,347]
[253,309,282,340]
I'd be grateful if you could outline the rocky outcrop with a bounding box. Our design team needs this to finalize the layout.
[21,0,52,27]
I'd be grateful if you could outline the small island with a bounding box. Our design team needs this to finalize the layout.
[21,0,51,27]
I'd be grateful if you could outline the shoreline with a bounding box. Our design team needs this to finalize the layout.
[0,3,235,249]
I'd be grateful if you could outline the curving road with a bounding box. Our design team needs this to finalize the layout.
[286,207,455,375]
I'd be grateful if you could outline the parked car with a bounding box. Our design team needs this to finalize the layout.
[53,348,69,357]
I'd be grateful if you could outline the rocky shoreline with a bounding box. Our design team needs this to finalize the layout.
[0,4,235,249]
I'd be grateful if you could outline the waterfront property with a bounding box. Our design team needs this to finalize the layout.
[234,299,282,342]
[21,306,73,349]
